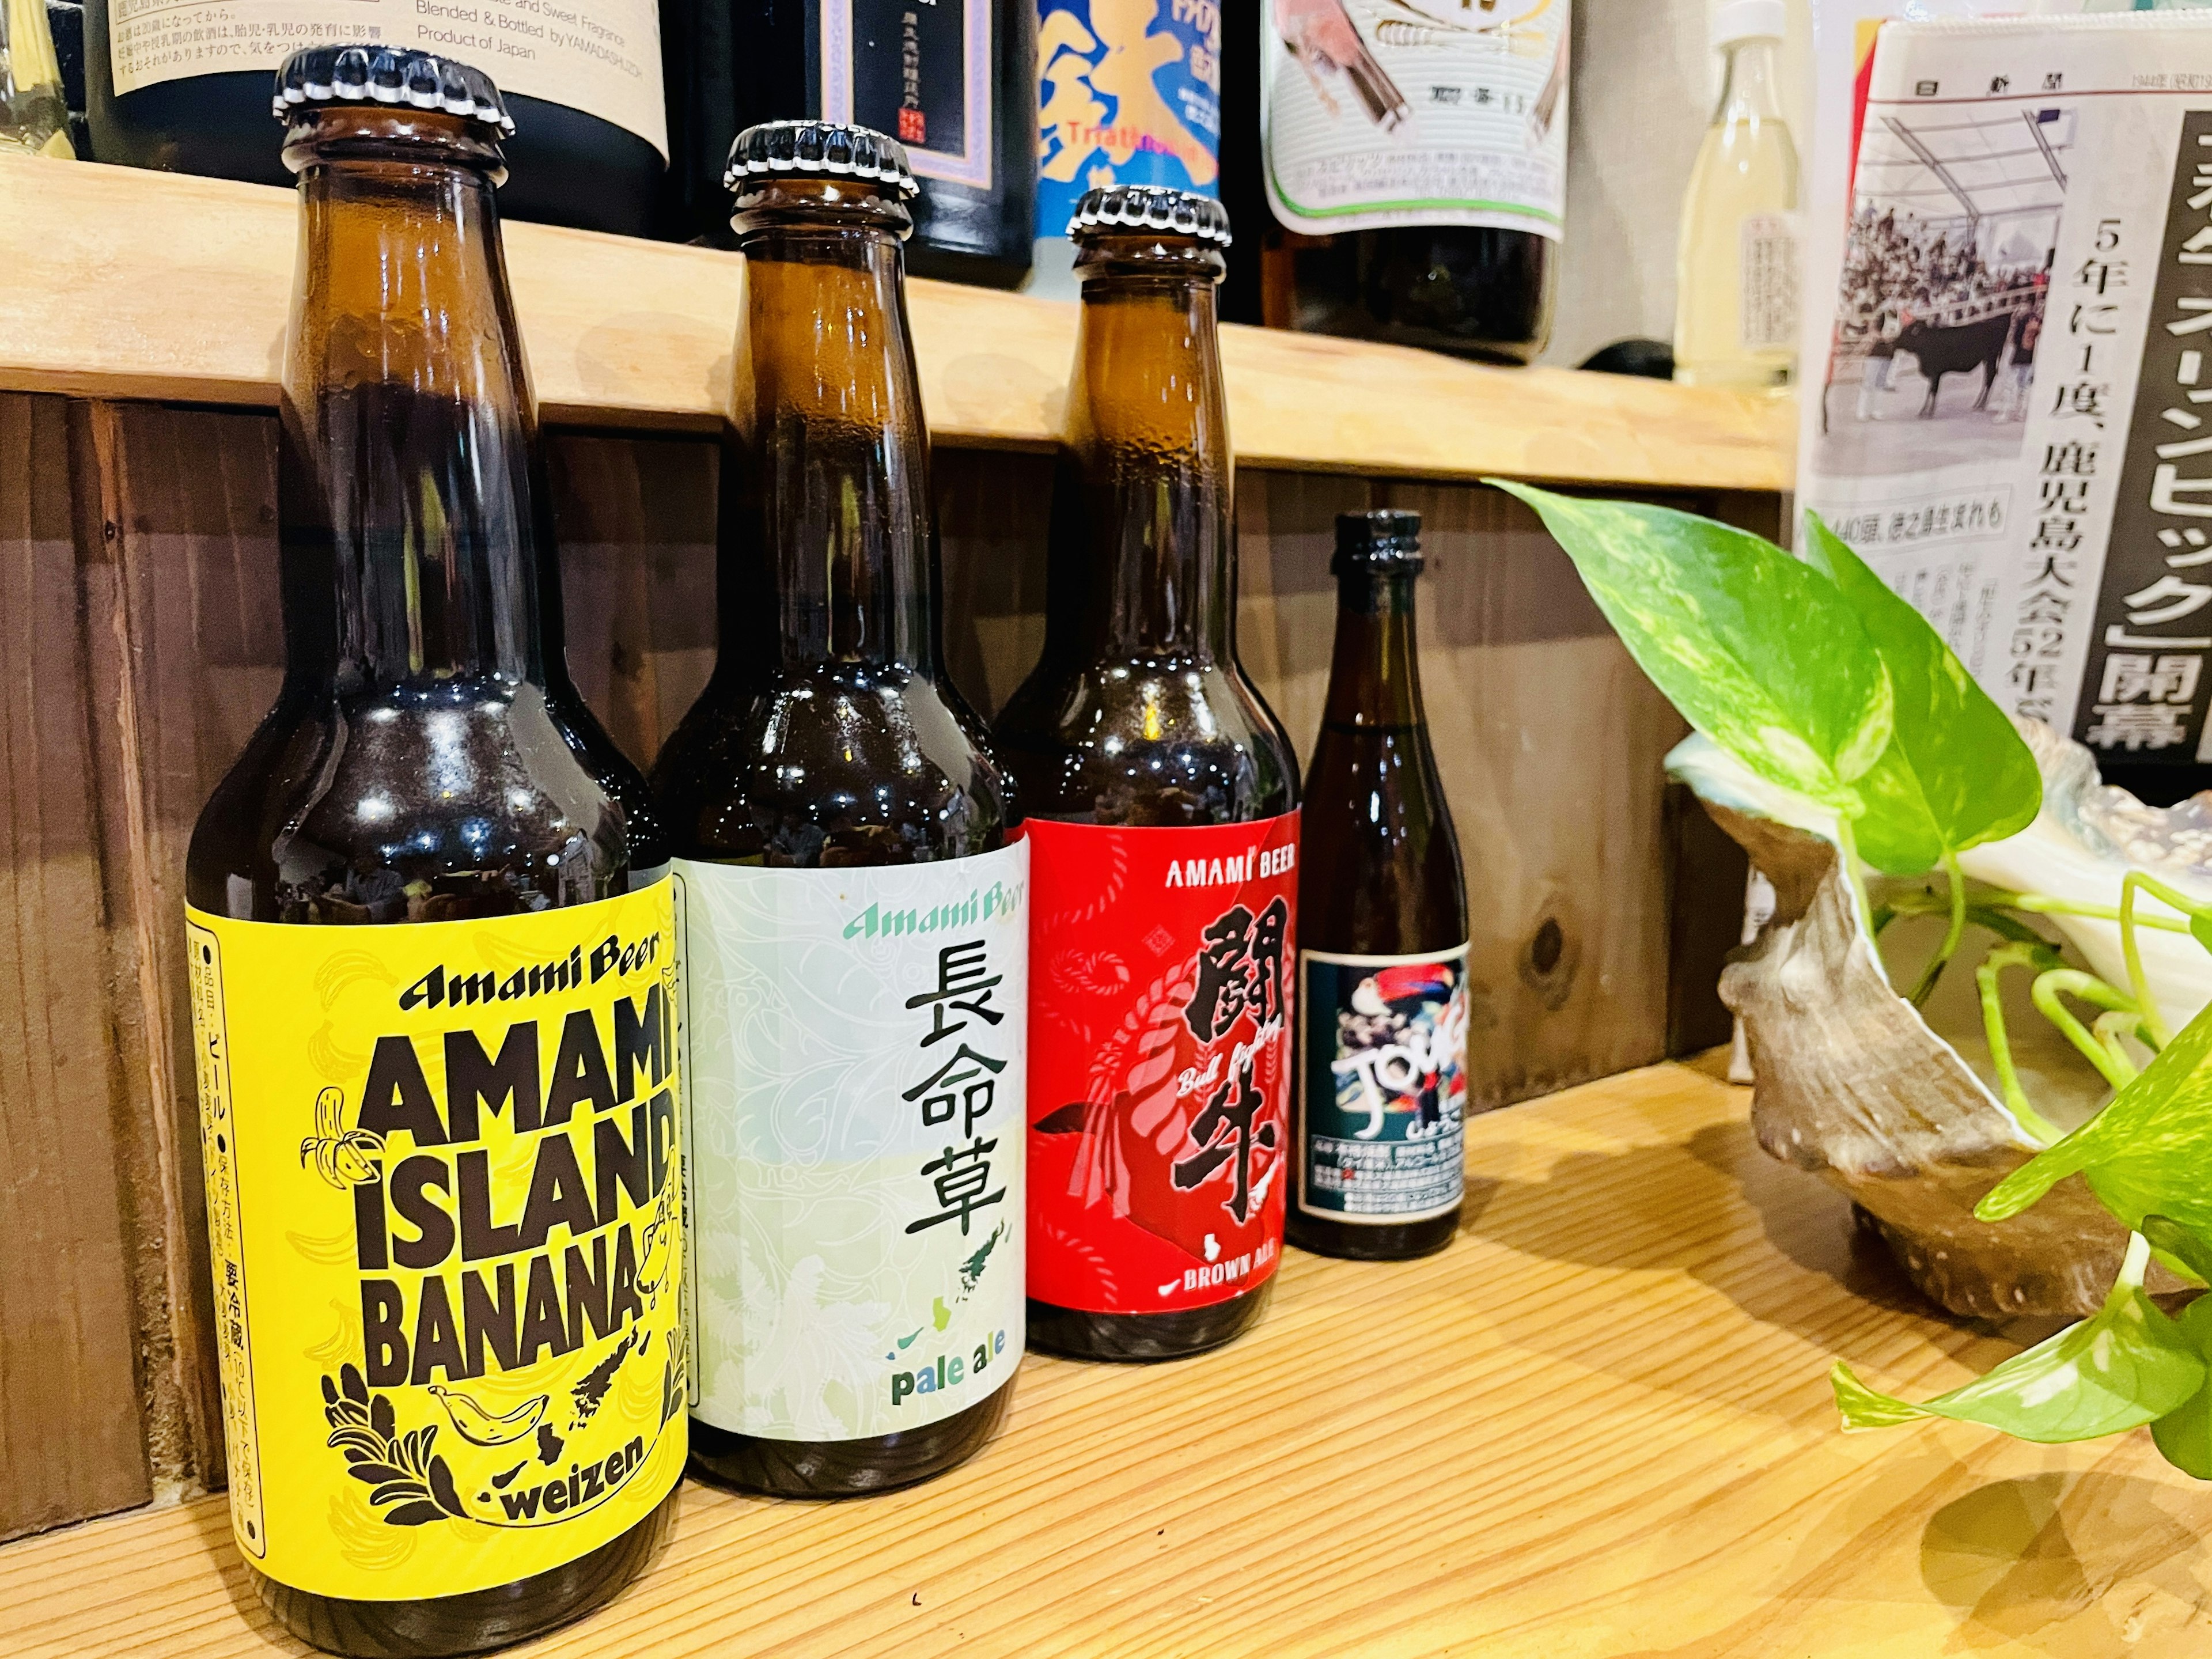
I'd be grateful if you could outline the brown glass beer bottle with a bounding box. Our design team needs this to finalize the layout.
[654,122,1025,1494]
[996,187,1301,1363]
[184,47,684,1658]
[1289,512,1468,1261]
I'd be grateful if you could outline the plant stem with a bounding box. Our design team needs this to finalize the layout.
[1976,942,2066,1147]
[1908,851,1967,1008]
[2090,1010,2145,1085]
[2120,873,2182,1049]
[2032,968,2142,1092]
[1979,890,2194,934]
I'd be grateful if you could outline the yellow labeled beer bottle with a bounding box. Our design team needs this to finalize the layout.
[654,122,1025,1494]
[996,187,1301,1362]
[1289,512,1467,1260]
[184,48,684,1657]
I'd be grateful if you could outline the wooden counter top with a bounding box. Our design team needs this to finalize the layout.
[0,160,1792,492]
[4,1056,2203,1658]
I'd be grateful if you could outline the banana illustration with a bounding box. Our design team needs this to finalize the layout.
[299,1087,385,1190]
[636,1193,673,1296]
[426,1384,548,1448]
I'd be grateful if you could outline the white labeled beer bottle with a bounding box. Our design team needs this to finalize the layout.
[996,187,1301,1362]
[184,48,684,1657]
[654,122,1025,1493]
[1289,512,1468,1261]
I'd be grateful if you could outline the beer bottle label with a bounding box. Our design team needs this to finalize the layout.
[1296,946,1469,1224]
[1036,0,1225,239]
[1262,0,1569,240]
[107,0,669,156]
[823,0,995,191]
[183,884,686,1601]
[1025,815,1298,1314]
[676,844,1028,1441]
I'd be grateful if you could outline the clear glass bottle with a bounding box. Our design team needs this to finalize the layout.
[1673,0,1800,390]
[1,0,73,155]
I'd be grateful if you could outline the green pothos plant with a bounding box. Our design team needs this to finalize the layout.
[1490,479,2212,1473]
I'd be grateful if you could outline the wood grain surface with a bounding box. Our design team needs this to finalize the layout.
[5,1056,2206,1658]
[0,162,1793,490]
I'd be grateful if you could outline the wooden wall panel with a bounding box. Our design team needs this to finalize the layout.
[5,407,1760,1543]
[0,395,151,1540]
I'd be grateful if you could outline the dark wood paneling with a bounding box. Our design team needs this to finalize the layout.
[0,395,150,1539]
[2,403,1766,1540]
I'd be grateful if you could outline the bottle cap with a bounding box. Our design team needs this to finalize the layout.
[1067,185,1233,248]
[271,46,515,137]
[1334,510,1423,575]
[724,120,920,200]
[1711,0,1785,48]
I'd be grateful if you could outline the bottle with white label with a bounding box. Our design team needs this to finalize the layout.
[85,2,666,235]
[653,122,1024,1497]
[1673,0,1800,389]
[1248,0,1569,362]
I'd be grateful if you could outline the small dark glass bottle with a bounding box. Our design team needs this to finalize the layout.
[85,11,665,234]
[657,0,1035,283]
[184,49,679,1657]
[998,186,1301,1362]
[657,122,1022,1494]
[1289,512,1468,1262]
[1238,0,1570,362]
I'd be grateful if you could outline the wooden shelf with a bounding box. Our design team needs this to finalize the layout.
[0,160,1792,491]
[6,1056,2202,1658]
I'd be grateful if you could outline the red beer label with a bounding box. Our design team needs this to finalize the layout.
[1024,813,1300,1313]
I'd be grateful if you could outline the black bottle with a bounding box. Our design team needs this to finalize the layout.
[658,0,1035,283]
[85,6,666,235]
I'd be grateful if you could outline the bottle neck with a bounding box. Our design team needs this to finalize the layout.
[283,149,548,693]
[1715,37,1783,128]
[1070,267,1233,662]
[732,220,935,675]
[1322,570,1426,730]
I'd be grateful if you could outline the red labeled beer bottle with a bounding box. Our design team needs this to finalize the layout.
[184,48,683,1657]
[996,187,1301,1363]
[1290,512,1468,1260]
[654,122,1025,1494]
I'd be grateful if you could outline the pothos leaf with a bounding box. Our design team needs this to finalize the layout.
[1799,513,2041,874]
[1831,1237,2202,1442]
[2153,1293,2212,1478]
[2143,1214,2212,1285]
[1485,482,1894,810]
[1976,997,2212,1230]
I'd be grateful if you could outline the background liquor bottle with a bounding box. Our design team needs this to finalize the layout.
[997,186,1301,1362]
[184,48,676,1656]
[1674,0,1800,389]
[1240,0,1569,362]
[85,2,665,235]
[1,0,73,154]
[658,0,1036,283]
[656,122,1022,1494]
[1028,0,1226,298]
[1289,511,1468,1263]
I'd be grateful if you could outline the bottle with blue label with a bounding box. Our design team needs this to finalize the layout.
[1290,511,1469,1262]
[1028,0,1225,294]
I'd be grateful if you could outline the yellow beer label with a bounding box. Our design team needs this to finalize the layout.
[185,884,685,1601]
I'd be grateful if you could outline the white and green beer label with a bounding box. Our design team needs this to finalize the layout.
[1297,945,1468,1223]
[675,844,1027,1440]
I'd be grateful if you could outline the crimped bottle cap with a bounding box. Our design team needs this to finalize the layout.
[723,120,921,199]
[271,46,515,136]
[1333,509,1425,575]
[1066,185,1233,248]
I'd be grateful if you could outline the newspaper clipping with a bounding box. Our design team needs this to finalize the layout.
[1798,13,2212,767]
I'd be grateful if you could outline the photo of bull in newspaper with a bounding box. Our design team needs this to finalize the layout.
[1797,12,2212,775]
